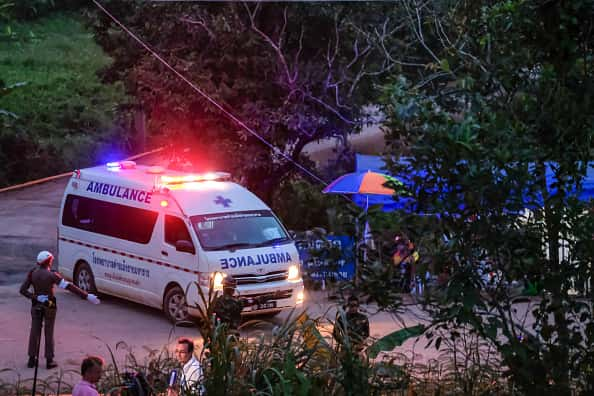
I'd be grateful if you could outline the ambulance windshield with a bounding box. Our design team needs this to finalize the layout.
[191,210,290,251]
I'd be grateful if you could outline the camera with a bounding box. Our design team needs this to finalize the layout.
[118,371,151,396]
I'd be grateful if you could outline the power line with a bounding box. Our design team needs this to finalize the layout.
[92,0,333,189]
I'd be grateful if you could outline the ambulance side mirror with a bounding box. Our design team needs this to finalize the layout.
[175,240,195,254]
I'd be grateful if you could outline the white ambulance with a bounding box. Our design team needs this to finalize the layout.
[57,161,304,323]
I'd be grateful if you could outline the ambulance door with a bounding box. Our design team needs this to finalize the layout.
[162,214,197,292]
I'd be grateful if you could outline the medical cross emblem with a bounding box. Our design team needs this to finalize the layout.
[214,195,232,207]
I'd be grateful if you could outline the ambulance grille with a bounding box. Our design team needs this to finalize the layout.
[234,270,288,285]
[243,290,293,300]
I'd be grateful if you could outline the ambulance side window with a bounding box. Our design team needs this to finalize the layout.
[165,215,195,254]
[67,196,93,229]
[62,194,158,244]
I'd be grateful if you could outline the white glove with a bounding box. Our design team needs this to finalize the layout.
[87,293,100,305]
[58,279,70,289]
[36,295,49,303]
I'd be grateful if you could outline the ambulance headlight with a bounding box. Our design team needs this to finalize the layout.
[213,272,225,291]
[287,265,300,281]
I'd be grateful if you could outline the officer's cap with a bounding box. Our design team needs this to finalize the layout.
[37,250,54,265]
[222,276,237,288]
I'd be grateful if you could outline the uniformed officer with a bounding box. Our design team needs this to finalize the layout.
[19,251,101,369]
[332,295,370,353]
[212,276,265,336]
[212,276,244,335]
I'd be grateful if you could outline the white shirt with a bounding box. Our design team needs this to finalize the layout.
[181,355,203,392]
[72,380,99,396]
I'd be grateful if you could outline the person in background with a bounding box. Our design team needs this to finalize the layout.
[405,240,420,294]
[19,250,100,369]
[212,276,244,337]
[213,276,269,337]
[332,295,370,354]
[391,236,412,292]
[72,356,104,396]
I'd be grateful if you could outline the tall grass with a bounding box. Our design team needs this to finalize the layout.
[0,320,513,396]
[0,366,76,395]
[0,286,515,395]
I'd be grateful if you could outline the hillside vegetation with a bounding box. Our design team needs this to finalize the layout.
[0,12,130,187]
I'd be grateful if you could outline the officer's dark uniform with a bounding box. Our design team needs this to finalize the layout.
[333,310,370,352]
[213,293,244,333]
[213,276,264,335]
[19,256,90,368]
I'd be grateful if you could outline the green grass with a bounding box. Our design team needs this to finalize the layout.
[0,11,131,186]
[0,13,126,139]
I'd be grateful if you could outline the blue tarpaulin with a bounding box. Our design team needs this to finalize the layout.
[353,154,594,212]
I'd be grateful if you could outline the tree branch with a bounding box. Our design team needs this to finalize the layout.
[245,3,296,87]
[179,16,214,40]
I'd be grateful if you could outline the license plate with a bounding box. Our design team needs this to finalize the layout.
[256,301,277,310]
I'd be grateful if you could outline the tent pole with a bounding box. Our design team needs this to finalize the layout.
[355,219,359,287]
[356,195,370,287]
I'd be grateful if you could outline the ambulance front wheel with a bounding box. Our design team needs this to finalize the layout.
[164,286,191,325]
[74,262,97,294]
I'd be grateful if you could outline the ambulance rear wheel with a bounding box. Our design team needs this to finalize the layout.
[164,286,191,325]
[74,262,97,294]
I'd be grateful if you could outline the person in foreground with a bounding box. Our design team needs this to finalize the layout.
[19,250,100,369]
[167,337,204,396]
[72,356,104,396]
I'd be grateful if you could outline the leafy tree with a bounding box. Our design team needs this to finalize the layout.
[90,1,409,202]
[374,0,594,394]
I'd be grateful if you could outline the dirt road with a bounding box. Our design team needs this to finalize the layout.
[0,281,436,387]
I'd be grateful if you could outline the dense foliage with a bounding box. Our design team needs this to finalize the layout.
[0,1,130,187]
[90,1,409,202]
[372,0,594,394]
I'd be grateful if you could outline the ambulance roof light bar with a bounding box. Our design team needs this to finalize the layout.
[106,161,137,171]
[160,172,231,186]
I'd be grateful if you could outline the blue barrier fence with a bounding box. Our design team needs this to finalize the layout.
[296,235,356,282]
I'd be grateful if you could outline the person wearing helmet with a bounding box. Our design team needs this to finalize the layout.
[332,295,370,354]
[212,276,267,336]
[212,276,243,335]
[20,251,101,369]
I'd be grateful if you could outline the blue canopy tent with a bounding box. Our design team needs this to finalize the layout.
[583,167,594,201]
[352,154,594,211]
[353,155,594,296]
